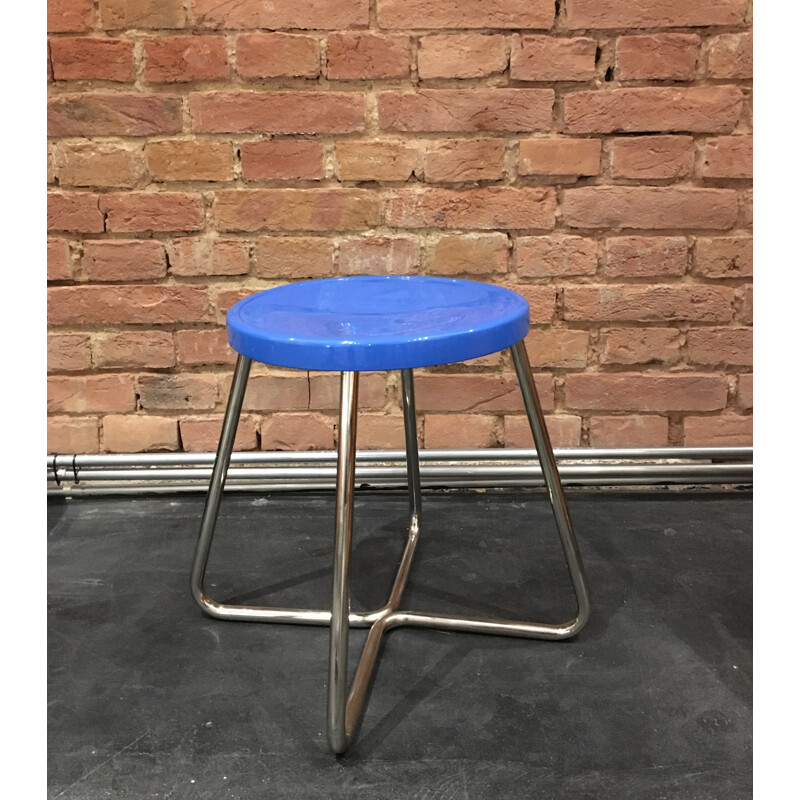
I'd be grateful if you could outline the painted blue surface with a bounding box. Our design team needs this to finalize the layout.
[226,276,530,371]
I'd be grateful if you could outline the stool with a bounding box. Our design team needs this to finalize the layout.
[191,275,590,754]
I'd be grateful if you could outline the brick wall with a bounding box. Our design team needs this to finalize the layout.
[47,0,753,454]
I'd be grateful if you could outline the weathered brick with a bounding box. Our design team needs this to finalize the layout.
[48,285,209,324]
[599,328,682,366]
[168,237,249,277]
[214,189,381,232]
[518,139,601,177]
[424,414,496,449]
[47,416,100,454]
[589,415,669,447]
[254,237,334,279]
[99,0,185,30]
[424,139,505,183]
[144,36,228,83]
[54,142,146,189]
[566,373,728,412]
[615,34,700,81]
[48,0,94,33]
[48,333,92,372]
[563,87,743,134]
[48,239,73,281]
[356,414,407,449]
[339,238,420,275]
[564,0,747,29]
[236,33,319,79]
[516,286,557,325]
[241,141,325,181]
[214,288,254,319]
[100,192,205,232]
[243,374,312,412]
[48,193,104,232]
[564,285,734,323]
[694,237,752,278]
[193,0,369,30]
[180,415,258,451]
[137,373,218,410]
[261,413,334,451]
[738,285,753,325]
[505,414,582,448]
[562,187,738,230]
[48,374,136,413]
[48,94,182,137]
[175,329,235,365]
[93,331,176,369]
[82,240,167,281]
[335,141,419,182]
[327,32,409,79]
[388,187,556,230]
[611,136,694,180]
[516,236,597,278]
[418,34,506,80]
[605,237,688,279]
[428,234,508,276]
[524,329,589,368]
[739,189,753,230]
[146,140,233,182]
[103,415,179,453]
[414,374,540,413]
[377,0,553,29]
[190,92,365,134]
[378,90,554,133]
[686,328,752,366]
[510,36,596,82]
[737,373,752,411]
[49,37,134,82]
[702,136,752,179]
[708,33,753,79]
[683,415,752,446]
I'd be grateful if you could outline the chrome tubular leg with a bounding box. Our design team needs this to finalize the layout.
[401,368,422,524]
[191,355,252,611]
[328,371,359,754]
[510,340,591,637]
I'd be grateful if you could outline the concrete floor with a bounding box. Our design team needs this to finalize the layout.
[48,488,752,799]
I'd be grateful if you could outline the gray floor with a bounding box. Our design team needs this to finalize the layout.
[48,488,752,799]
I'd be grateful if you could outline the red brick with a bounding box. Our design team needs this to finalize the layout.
[424,414,496,449]
[708,33,753,79]
[335,141,419,182]
[511,36,596,82]
[48,0,94,33]
[48,374,136,413]
[241,141,325,181]
[214,288,254,319]
[260,413,334,451]
[589,415,669,448]
[562,187,738,230]
[48,193,104,233]
[377,0,553,29]
[516,236,597,278]
[703,136,752,179]
[180,415,258,451]
[388,187,556,230]
[738,285,753,325]
[48,239,73,281]
[428,234,508,276]
[48,285,209,324]
[564,0,747,29]
[309,373,387,410]
[47,416,100,454]
[176,329,235,365]
[103,415,179,453]
[611,136,693,180]
[49,37,134,82]
[694,237,752,278]
[356,414,407,449]
[505,414,582,448]
[100,192,205,232]
[254,237,334,279]
[327,32,409,80]
[414,374,539,413]
[193,0,369,29]
[146,140,233,182]
[683,415,752,446]
[144,36,228,83]
[615,35,700,81]
[48,333,92,372]
[605,237,688,279]
[214,189,381,232]
[54,142,146,189]
[48,144,56,183]
[516,286,557,325]
[562,87,743,134]
[168,237,249,277]
[599,328,681,365]
[236,33,319,79]
[564,285,734,323]
[48,94,182,137]
[379,89,554,133]
[739,190,753,230]
[737,374,752,411]
[566,373,728,412]
[339,238,420,275]
[137,374,218,410]
[190,92,364,134]
[93,331,176,369]
[418,34,506,80]
[82,240,167,281]
[99,0,184,29]
[686,328,752,366]
[424,139,505,183]
[243,374,312,412]
[524,329,589,369]
[518,139,601,177]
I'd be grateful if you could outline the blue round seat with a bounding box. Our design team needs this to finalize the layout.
[226,275,530,372]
